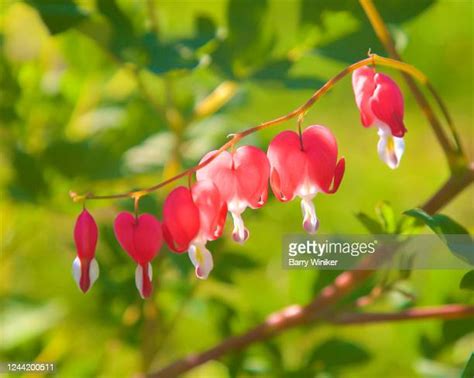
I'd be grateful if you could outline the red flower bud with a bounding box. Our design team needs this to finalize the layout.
[73,209,99,293]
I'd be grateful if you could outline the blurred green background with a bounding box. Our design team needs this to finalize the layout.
[0,0,473,377]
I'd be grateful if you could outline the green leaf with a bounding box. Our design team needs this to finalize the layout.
[404,208,473,265]
[460,270,474,291]
[355,212,384,234]
[42,140,122,180]
[8,148,49,202]
[301,0,435,29]
[96,0,140,60]
[97,0,134,35]
[301,0,435,63]
[212,251,259,283]
[143,34,200,74]
[0,56,21,124]
[227,0,270,55]
[375,201,396,233]
[442,318,474,346]
[371,0,435,23]
[28,0,88,34]
[0,299,64,350]
[300,0,358,27]
[307,338,371,369]
[462,353,474,378]
[181,15,219,51]
[250,59,325,89]
[213,0,275,78]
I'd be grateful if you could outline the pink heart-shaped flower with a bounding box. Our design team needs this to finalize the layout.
[114,212,163,298]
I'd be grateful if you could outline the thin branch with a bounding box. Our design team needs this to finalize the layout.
[70,54,434,203]
[148,171,471,377]
[359,0,465,165]
[149,269,375,378]
[421,162,474,215]
[332,305,474,325]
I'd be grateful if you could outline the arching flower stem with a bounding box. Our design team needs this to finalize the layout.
[69,54,455,203]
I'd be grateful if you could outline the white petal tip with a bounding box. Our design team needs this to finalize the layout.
[72,257,99,294]
[303,218,319,234]
[232,227,249,244]
[230,212,250,244]
[195,267,209,280]
[89,258,99,286]
[135,263,153,299]
[377,132,404,170]
[189,244,214,280]
[301,197,319,235]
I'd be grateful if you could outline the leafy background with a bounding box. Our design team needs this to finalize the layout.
[0,0,473,377]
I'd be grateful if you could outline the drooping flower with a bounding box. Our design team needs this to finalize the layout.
[73,209,99,293]
[114,212,163,298]
[267,125,345,233]
[352,66,407,169]
[196,146,269,244]
[162,181,227,279]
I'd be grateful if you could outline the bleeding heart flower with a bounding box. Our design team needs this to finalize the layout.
[196,146,269,244]
[352,66,407,169]
[114,212,163,298]
[267,125,345,233]
[73,209,99,293]
[162,181,227,279]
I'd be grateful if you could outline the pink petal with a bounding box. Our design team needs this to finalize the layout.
[303,125,340,193]
[114,212,162,265]
[233,146,270,208]
[267,130,308,201]
[370,73,406,137]
[352,67,376,127]
[197,146,270,209]
[162,187,200,253]
[196,151,237,202]
[326,157,345,194]
[268,126,345,198]
[191,180,227,241]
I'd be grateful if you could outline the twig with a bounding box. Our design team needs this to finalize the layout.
[333,305,474,324]
[147,170,471,377]
[70,54,437,203]
[421,162,474,215]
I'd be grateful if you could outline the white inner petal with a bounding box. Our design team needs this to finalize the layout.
[227,198,248,215]
[377,126,405,169]
[188,243,214,280]
[230,211,249,244]
[89,258,100,287]
[72,256,81,289]
[296,179,318,199]
[300,196,319,234]
[135,262,152,299]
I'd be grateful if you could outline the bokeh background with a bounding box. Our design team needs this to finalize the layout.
[0,0,473,377]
